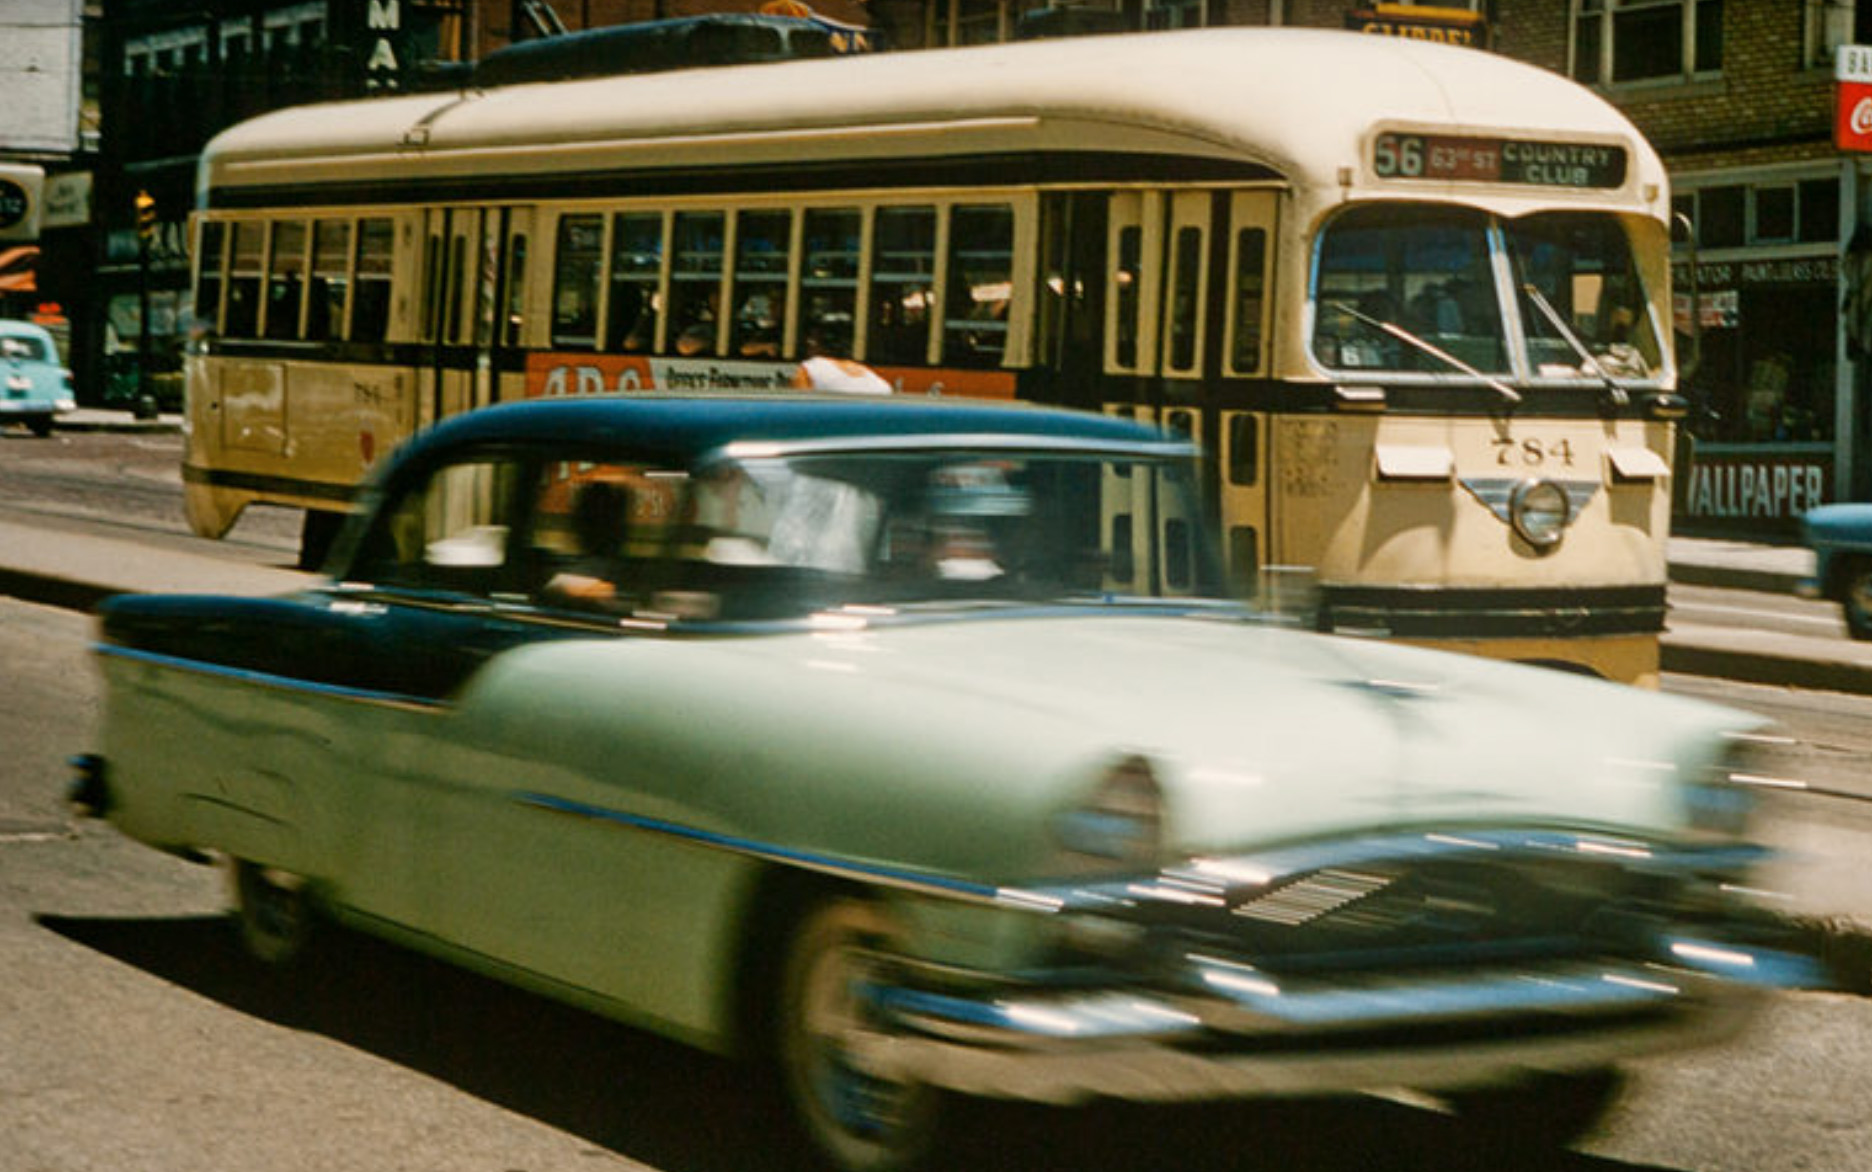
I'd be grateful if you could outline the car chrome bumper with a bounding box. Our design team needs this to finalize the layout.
[852,940,1819,1105]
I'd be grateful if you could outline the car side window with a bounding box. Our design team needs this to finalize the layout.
[525,460,685,612]
[352,458,525,596]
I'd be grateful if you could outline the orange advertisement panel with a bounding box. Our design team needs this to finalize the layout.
[523,353,1018,400]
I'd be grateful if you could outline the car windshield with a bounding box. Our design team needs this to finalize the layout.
[1311,204,1662,386]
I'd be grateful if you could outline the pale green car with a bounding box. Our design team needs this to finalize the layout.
[80,394,1815,1170]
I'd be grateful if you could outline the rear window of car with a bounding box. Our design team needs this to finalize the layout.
[1,334,50,362]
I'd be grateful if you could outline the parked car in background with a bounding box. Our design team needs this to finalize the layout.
[78,394,1818,1172]
[1801,503,1872,639]
[0,318,75,436]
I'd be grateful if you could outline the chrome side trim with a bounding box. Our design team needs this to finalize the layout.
[95,643,445,714]
[505,800,1773,921]
[514,791,1057,910]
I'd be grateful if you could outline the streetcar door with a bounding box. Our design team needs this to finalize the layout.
[1218,191,1278,596]
[487,207,532,406]
[420,207,525,428]
[1036,192,1109,411]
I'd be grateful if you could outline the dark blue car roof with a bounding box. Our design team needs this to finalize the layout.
[397,394,1184,466]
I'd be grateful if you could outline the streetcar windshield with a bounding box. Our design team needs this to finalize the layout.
[1311,204,1662,386]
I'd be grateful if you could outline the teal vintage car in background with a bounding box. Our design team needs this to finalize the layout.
[0,318,75,436]
[1802,503,1872,640]
[79,394,1816,1171]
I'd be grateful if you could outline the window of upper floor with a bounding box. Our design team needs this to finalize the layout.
[1572,0,1723,88]
[1672,175,1842,250]
[1806,0,1872,68]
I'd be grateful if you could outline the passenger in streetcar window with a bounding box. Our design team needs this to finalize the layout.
[613,286,658,352]
[674,287,719,356]
[733,291,781,357]
[791,328,890,395]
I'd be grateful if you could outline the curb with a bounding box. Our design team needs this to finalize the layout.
[1668,561,1808,597]
[55,414,183,435]
[1660,639,1872,695]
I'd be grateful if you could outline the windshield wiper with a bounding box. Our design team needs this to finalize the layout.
[1328,300,1522,405]
[1521,283,1630,409]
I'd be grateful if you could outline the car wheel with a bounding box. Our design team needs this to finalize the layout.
[27,416,52,437]
[229,858,315,965]
[1842,558,1872,641]
[776,896,941,1172]
[1443,1068,1623,1150]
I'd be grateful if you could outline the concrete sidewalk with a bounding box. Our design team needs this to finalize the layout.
[1661,536,1872,695]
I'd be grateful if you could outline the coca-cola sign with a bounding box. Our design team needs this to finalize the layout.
[1837,82,1872,151]
[1837,45,1872,151]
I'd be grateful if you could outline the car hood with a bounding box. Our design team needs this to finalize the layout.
[469,611,1756,879]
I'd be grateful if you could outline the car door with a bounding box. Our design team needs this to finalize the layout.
[312,447,586,932]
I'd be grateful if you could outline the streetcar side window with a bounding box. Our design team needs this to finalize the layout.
[551,213,604,350]
[224,221,265,339]
[942,204,1013,367]
[193,220,226,337]
[1166,225,1203,373]
[306,219,352,342]
[351,218,395,344]
[801,208,861,358]
[730,209,790,358]
[868,206,936,365]
[504,231,528,349]
[1105,191,1155,374]
[608,211,663,352]
[265,221,308,340]
[1228,227,1268,375]
[669,211,726,356]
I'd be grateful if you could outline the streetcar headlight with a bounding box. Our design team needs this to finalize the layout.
[1510,479,1572,550]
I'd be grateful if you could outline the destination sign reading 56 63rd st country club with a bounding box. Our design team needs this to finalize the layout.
[1373,132,1628,189]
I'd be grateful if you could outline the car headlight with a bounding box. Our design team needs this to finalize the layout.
[1510,479,1572,550]
[1052,754,1166,872]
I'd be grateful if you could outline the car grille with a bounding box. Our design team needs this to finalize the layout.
[1052,832,1711,979]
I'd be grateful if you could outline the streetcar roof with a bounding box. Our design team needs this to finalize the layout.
[199,27,1665,220]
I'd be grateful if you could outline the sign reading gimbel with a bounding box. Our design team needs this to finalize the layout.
[1836,44,1872,151]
